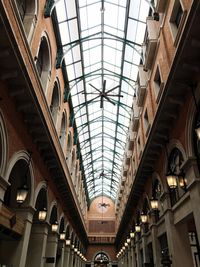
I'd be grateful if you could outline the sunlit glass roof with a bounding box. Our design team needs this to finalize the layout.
[55,0,150,200]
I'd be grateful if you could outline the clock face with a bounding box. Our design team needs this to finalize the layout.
[96,203,109,213]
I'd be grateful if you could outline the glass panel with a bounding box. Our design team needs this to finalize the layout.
[56,0,150,202]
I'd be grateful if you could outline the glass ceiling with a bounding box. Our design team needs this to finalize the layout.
[55,0,150,201]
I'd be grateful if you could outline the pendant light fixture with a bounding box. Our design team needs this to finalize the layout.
[16,151,32,204]
[38,207,47,221]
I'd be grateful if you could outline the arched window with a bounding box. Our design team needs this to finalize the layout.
[140,198,150,233]
[151,178,163,222]
[34,188,48,222]
[94,252,109,264]
[16,0,26,21]
[66,132,72,160]
[71,148,76,167]
[50,82,60,124]
[166,147,187,205]
[35,36,51,90]
[4,158,32,208]
[49,205,58,228]
[59,113,66,146]
[16,0,36,38]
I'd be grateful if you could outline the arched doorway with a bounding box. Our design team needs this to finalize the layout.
[94,252,109,267]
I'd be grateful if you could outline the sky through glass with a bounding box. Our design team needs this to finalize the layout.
[55,0,150,201]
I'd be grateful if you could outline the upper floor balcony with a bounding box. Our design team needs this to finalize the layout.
[131,97,140,131]
[136,65,148,107]
[142,16,160,70]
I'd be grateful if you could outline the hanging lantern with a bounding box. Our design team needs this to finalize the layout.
[60,231,65,240]
[150,198,159,210]
[38,207,47,221]
[66,239,71,246]
[195,126,200,140]
[140,212,148,224]
[166,173,177,189]
[178,171,187,190]
[135,224,141,233]
[130,232,135,238]
[16,184,28,204]
[51,221,58,232]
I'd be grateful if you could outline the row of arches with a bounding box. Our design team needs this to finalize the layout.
[0,108,84,265]
[117,89,200,266]
[14,0,86,206]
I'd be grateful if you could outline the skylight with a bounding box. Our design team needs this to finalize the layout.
[55,0,150,201]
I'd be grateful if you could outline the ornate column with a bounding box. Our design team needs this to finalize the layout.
[141,224,149,266]
[69,246,75,266]
[130,237,136,267]
[44,232,59,267]
[63,243,71,267]
[183,157,200,242]
[150,212,161,267]
[135,233,142,267]
[127,243,131,267]
[162,192,193,267]
[56,241,65,267]
[74,248,79,267]
[125,249,129,267]
[25,222,49,267]
[11,207,35,267]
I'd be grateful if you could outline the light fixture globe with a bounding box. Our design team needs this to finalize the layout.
[166,173,177,189]
[38,207,47,221]
[140,212,148,224]
[135,224,141,233]
[60,231,65,240]
[16,184,28,204]
[150,198,159,210]
[195,126,200,140]
[51,221,58,232]
[66,239,71,246]
[127,238,131,244]
[130,232,135,238]
[178,171,187,190]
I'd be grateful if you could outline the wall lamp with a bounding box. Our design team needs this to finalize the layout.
[60,231,65,240]
[38,207,47,222]
[16,151,32,204]
[130,231,135,238]
[150,197,159,210]
[127,238,131,244]
[66,239,71,246]
[166,172,178,189]
[140,212,148,224]
[51,221,58,232]
[135,224,141,233]
[178,171,187,191]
